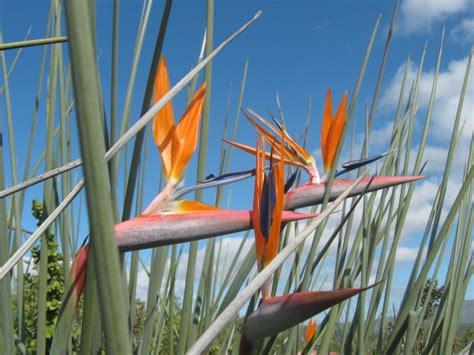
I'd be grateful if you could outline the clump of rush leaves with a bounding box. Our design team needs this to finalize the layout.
[0,1,472,354]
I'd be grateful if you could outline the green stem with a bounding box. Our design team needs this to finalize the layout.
[0,36,67,51]
[64,1,132,352]
[178,1,214,353]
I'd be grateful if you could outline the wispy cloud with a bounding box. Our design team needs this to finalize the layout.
[450,17,474,42]
[380,55,473,141]
[395,246,427,264]
[134,236,255,301]
[399,0,471,34]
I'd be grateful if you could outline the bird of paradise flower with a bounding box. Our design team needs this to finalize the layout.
[225,89,394,186]
[57,59,422,355]
[68,56,318,309]
[238,92,383,354]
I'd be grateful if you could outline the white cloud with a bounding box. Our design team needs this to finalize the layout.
[379,60,417,111]
[373,55,472,247]
[402,181,438,234]
[132,236,257,302]
[450,17,474,42]
[136,267,152,301]
[174,236,255,299]
[395,246,426,264]
[133,167,468,304]
[429,58,473,140]
[380,55,473,142]
[399,0,471,34]
[369,122,396,148]
[376,53,472,242]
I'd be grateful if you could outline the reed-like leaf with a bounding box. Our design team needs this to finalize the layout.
[177,1,215,352]
[384,166,473,353]
[64,0,132,352]
[0,9,262,200]
[36,4,62,352]
[0,11,263,280]
[0,36,67,51]
[187,176,365,354]
[108,0,120,217]
[0,89,15,355]
[0,30,25,343]
[78,258,102,355]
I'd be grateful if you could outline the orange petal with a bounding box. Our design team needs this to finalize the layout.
[321,89,333,170]
[245,109,310,162]
[253,136,266,269]
[244,109,317,178]
[223,139,306,169]
[152,57,176,180]
[170,83,207,182]
[245,109,282,138]
[249,109,313,166]
[242,110,282,148]
[305,319,316,344]
[263,138,285,267]
[284,133,312,164]
[325,92,347,171]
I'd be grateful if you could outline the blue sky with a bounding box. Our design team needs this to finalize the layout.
[1,0,472,302]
